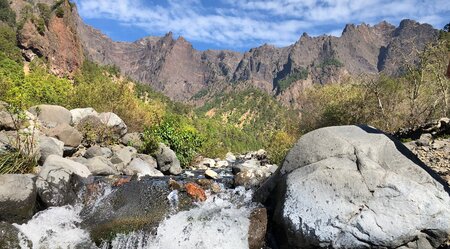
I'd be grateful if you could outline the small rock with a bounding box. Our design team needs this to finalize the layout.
[225,152,236,163]
[84,146,112,159]
[198,158,216,168]
[124,158,163,177]
[110,146,137,166]
[84,156,116,175]
[136,154,157,168]
[70,108,98,125]
[248,208,268,249]
[0,111,15,130]
[432,140,447,150]
[121,132,143,148]
[416,133,432,146]
[155,143,182,175]
[38,136,64,165]
[168,179,183,190]
[215,160,229,168]
[98,112,127,137]
[185,182,206,202]
[205,169,219,179]
[46,123,83,147]
[256,149,267,160]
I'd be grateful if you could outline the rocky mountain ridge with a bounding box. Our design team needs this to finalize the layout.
[11,0,439,107]
[76,18,438,105]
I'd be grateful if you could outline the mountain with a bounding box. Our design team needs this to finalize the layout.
[11,0,439,107]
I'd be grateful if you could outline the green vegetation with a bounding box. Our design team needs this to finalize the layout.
[0,151,36,174]
[278,68,308,92]
[317,57,344,68]
[0,0,16,27]
[143,115,204,166]
[301,38,450,133]
[195,88,300,163]
[37,3,51,26]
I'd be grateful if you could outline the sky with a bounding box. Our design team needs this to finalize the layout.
[73,0,450,51]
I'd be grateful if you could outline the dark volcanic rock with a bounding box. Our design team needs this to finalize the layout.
[81,178,193,244]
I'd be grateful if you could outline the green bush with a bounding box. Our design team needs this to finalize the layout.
[0,0,16,27]
[0,24,22,63]
[37,3,51,26]
[143,115,204,167]
[278,68,308,92]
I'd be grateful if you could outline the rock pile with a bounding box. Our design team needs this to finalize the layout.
[0,104,182,220]
[404,133,450,185]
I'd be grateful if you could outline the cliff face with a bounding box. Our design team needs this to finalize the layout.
[12,1,439,104]
[13,0,84,76]
[76,17,438,103]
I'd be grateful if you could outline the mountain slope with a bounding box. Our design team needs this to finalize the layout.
[10,0,439,107]
[75,16,438,105]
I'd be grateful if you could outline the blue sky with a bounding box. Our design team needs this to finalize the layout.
[73,0,450,51]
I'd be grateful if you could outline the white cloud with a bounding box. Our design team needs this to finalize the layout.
[75,0,450,49]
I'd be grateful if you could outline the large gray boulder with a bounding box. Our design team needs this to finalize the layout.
[37,155,91,207]
[268,125,450,249]
[37,136,64,165]
[0,174,36,223]
[0,110,15,130]
[155,143,182,175]
[29,105,72,128]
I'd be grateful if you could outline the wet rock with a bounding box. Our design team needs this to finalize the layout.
[198,158,216,168]
[226,152,236,163]
[98,112,127,137]
[84,146,112,159]
[215,160,229,168]
[168,179,183,190]
[81,179,193,243]
[234,167,271,189]
[0,174,36,223]
[37,155,91,207]
[46,123,83,147]
[124,158,164,177]
[155,143,182,175]
[185,182,207,202]
[29,105,72,128]
[121,132,143,149]
[248,208,267,249]
[110,146,137,166]
[84,156,116,175]
[37,136,64,165]
[0,222,32,248]
[269,125,450,249]
[205,169,219,179]
[70,108,98,125]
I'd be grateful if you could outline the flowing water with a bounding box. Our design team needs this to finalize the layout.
[13,182,256,249]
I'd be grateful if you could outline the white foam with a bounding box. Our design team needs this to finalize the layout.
[14,205,92,249]
[105,187,255,249]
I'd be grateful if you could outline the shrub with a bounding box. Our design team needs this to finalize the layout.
[278,68,308,92]
[0,24,22,63]
[37,3,51,26]
[0,151,36,174]
[143,115,204,167]
[0,0,16,27]
[266,131,296,165]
